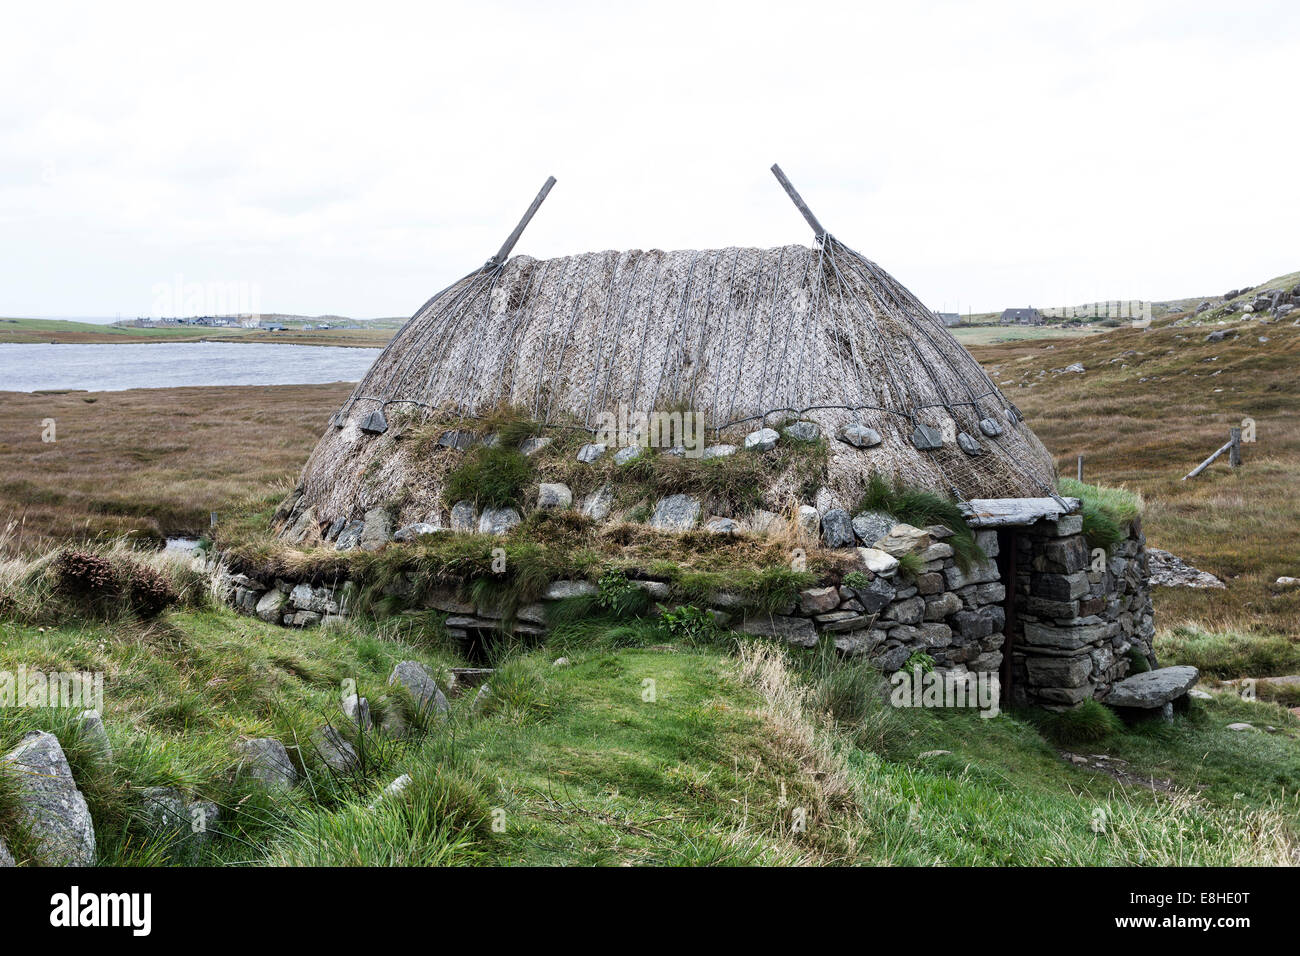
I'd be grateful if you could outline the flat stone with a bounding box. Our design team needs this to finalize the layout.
[960,497,1081,528]
[912,424,944,450]
[650,494,701,531]
[838,423,882,448]
[1226,722,1254,731]
[978,417,1003,437]
[873,524,932,557]
[537,483,573,510]
[956,432,984,456]
[613,446,641,464]
[704,517,740,535]
[701,444,738,459]
[739,614,818,648]
[1103,665,1200,709]
[437,429,478,450]
[850,575,896,612]
[394,522,441,542]
[1,731,95,866]
[1026,656,1093,688]
[450,500,477,532]
[543,579,598,600]
[577,443,607,463]
[744,427,780,451]
[857,547,900,576]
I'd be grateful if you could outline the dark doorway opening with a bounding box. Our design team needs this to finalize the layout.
[994,528,1019,708]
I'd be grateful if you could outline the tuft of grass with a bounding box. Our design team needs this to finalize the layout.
[1058,478,1143,525]
[1029,699,1124,745]
[856,473,984,570]
[445,445,533,509]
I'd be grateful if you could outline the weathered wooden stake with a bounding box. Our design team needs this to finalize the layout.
[1182,430,1239,480]
[770,164,830,239]
[210,511,218,529]
[1076,455,1084,482]
[484,175,557,270]
[1229,427,1242,467]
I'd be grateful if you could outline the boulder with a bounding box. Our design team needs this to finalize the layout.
[478,506,522,535]
[236,738,298,792]
[749,509,781,534]
[450,500,477,532]
[576,443,607,463]
[613,445,641,465]
[852,511,894,545]
[254,589,289,623]
[837,423,882,448]
[650,494,701,531]
[798,587,840,615]
[783,421,820,442]
[1,731,95,865]
[333,519,364,551]
[359,507,392,551]
[912,424,944,450]
[537,483,572,510]
[283,506,320,546]
[701,444,737,459]
[743,427,780,451]
[311,726,359,772]
[820,509,855,548]
[1146,548,1225,589]
[580,484,614,521]
[1103,665,1199,709]
[956,432,984,456]
[704,517,740,535]
[387,660,450,716]
[394,522,440,542]
[795,505,819,535]
[290,583,338,614]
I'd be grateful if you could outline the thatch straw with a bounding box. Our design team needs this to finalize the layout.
[293,239,1056,528]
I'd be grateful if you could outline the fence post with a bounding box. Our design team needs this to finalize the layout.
[1076,455,1084,482]
[1229,428,1242,468]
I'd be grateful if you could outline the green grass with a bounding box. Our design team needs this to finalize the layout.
[445,445,533,509]
[1156,624,1300,679]
[2,603,1296,866]
[855,473,985,569]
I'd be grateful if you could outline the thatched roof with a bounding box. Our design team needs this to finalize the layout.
[291,171,1058,531]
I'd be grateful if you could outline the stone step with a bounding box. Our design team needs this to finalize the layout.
[1103,665,1200,709]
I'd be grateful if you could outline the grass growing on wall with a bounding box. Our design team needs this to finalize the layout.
[855,473,985,570]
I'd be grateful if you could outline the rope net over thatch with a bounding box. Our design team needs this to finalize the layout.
[292,170,1058,531]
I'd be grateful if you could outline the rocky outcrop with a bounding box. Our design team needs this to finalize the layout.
[1146,548,1225,589]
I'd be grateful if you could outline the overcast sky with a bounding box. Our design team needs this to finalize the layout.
[2,0,1296,319]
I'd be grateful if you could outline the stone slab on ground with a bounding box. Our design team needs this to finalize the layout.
[1103,665,1200,709]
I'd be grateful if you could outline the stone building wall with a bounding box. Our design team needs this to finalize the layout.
[218,512,1154,710]
[1010,515,1154,710]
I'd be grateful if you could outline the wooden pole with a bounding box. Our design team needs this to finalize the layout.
[1229,427,1242,467]
[770,164,829,239]
[484,175,557,270]
[1182,436,1235,480]
[1076,455,1084,482]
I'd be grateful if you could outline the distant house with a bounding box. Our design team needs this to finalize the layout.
[263,323,287,332]
[1000,307,1044,326]
[936,312,961,327]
